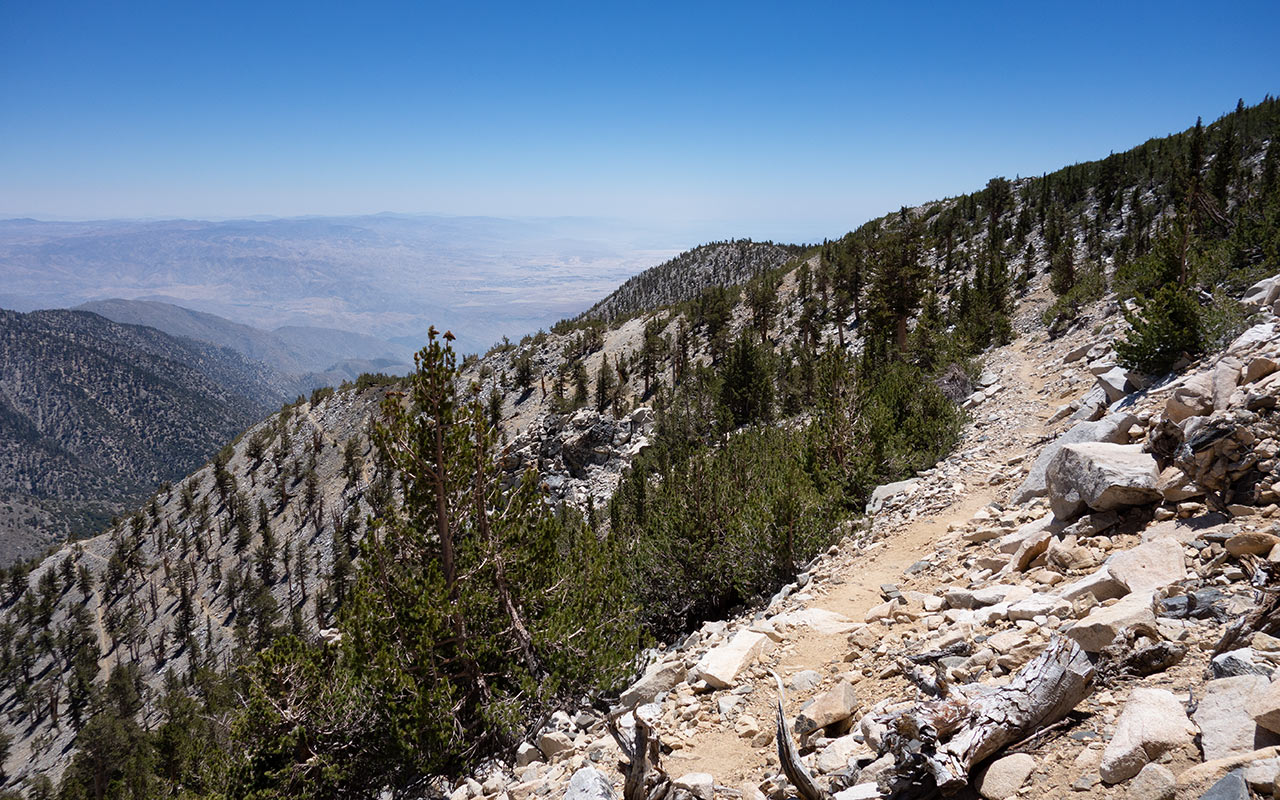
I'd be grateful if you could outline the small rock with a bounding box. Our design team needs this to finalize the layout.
[516,741,544,767]
[789,670,823,692]
[538,730,574,760]
[976,752,1036,800]
[1197,769,1249,800]
[1125,762,1174,800]
[563,767,617,800]
[673,773,714,800]
[1225,531,1280,557]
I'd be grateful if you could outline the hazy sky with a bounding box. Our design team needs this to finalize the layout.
[3,1,1278,242]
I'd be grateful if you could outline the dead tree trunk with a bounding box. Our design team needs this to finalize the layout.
[878,636,1094,795]
[772,672,830,800]
[608,711,671,800]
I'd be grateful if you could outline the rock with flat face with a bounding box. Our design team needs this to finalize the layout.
[1055,565,1129,603]
[537,729,574,759]
[1243,274,1280,308]
[795,680,860,735]
[1099,687,1197,784]
[1107,538,1187,593]
[1065,592,1157,652]
[1011,413,1137,504]
[1196,770,1249,800]
[1125,762,1174,800]
[1046,442,1161,520]
[1194,676,1280,761]
[690,630,773,689]
[1226,532,1280,557]
[866,478,921,514]
[672,773,713,800]
[1157,467,1203,502]
[1166,373,1215,423]
[619,658,687,708]
[1251,678,1280,734]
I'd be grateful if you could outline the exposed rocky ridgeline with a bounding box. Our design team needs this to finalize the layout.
[0,309,294,564]
[581,240,805,323]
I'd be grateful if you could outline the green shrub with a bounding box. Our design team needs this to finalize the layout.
[1115,284,1204,374]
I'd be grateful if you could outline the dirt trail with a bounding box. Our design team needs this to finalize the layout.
[663,309,1058,784]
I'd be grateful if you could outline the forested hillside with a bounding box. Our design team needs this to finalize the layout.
[580,239,805,323]
[1,97,1277,799]
[0,309,290,564]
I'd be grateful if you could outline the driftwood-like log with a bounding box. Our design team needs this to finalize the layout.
[608,710,670,800]
[878,636,1094,795]
[772,672,831,800]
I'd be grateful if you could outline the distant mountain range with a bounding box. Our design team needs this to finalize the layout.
[0,214,693,353]
[76,298,415,381]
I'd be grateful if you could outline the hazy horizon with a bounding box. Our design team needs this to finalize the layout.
[4,2,1279,241]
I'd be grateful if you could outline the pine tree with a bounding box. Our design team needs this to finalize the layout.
[595,353,616,412]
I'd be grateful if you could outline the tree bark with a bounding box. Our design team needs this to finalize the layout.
[878,636,1094,795]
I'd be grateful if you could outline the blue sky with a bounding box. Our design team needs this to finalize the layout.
[2,0,1278,242]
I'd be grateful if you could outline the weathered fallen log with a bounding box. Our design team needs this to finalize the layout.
[772,672,830,800]
[877,636,1094,795]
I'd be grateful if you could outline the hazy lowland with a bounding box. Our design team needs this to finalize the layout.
[0,213,699,354]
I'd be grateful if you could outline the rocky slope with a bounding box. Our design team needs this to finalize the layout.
[0,309,297,565]
[459,273,1280,800]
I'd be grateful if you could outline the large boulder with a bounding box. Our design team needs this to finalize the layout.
[1011,413,1137,504]
[1046,442,1160,520]
[689,630,774,689]
[1242,274,1280,309]
[1193,676,1280,761]
[1226,322,1278,358]
[1099,688,1197,784]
